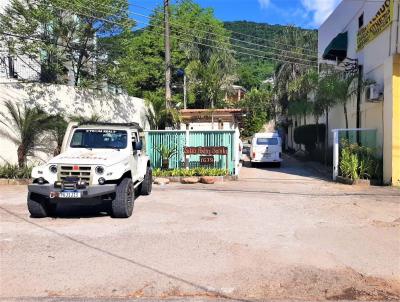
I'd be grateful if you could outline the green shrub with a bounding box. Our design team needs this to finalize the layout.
[339,139,381,180]
[294,124,325,152]
[0,164,33,179]
[340,147,359,180]
[153,167,227,177]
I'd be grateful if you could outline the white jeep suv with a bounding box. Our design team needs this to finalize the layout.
[28,122,152,218]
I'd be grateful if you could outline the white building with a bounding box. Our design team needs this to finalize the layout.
[318,0,400,185]
[0,0,41,82]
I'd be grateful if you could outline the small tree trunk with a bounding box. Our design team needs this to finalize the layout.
[343,104,349,129]
[54,145,61,157]
[17,145,26,168]
[324,109,329,166]
[315,116,320,147]
[343,103,349,140]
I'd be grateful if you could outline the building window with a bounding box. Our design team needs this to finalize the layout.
[358,13,364,28]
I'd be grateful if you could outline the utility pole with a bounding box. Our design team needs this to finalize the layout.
[183,72,187,109]
[164,0,172,109]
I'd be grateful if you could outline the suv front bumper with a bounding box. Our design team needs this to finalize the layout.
[28,184,117,199]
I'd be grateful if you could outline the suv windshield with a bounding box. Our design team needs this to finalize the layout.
[256,138,279,145]
[70,129,128,149]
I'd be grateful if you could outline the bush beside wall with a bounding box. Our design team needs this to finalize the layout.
[294,124,326,153]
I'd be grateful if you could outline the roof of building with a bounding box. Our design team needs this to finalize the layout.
[180,109,244,123]
[180,109,243,113]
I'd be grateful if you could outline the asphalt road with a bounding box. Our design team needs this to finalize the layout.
[1,157,400,301]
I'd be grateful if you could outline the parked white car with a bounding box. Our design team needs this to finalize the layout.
[28,122,152,218]
[250,132,283,167]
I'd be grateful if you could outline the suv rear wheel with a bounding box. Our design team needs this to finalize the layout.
[111,178,135,218]
[140,166,152,196]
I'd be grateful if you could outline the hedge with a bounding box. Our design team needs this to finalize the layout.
[294,124,326,152]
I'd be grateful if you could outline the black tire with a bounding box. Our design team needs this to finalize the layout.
[250,161,256,168]
[111,178,135,218]
[27,193,54,218]
[140,166,152,196]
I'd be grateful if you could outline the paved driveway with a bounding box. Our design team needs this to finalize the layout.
[1,157,400,301]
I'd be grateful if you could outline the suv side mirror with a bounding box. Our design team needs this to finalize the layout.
[133,141,142,151]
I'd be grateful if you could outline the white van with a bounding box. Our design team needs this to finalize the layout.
[250,132,282,167]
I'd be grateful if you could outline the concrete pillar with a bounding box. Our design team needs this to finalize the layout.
[383,54,400,186]
[392,55,400,186]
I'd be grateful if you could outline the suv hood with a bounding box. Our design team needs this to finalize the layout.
[49,149,130,167]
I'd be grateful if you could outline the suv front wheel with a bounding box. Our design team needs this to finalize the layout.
[111,178,135,218]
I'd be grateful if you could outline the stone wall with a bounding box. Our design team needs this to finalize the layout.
[0,82,151,164]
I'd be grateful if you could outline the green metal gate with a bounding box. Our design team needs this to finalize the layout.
[145,130,237,174]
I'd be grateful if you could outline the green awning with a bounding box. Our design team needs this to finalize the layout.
[323,32,348,61]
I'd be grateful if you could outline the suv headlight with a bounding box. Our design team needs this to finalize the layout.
[95,166,104,175]
[49,165,57,174]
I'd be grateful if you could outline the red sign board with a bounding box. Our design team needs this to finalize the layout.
[184,146,228,155]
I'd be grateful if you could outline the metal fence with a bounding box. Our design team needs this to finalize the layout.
[145,130,237,174]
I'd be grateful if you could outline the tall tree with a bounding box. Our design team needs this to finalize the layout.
[240,87,272,137]
[315,70,338,165]
[273,26,317,115]
[0,0,134,86]
[326,71,368,130]
[112,0,236,109]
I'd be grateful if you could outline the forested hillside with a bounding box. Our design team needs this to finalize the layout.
[224,21,318,90]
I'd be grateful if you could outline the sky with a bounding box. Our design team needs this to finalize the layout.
[132,0,342,29]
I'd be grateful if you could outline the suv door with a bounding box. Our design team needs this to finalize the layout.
[130,131,139,180]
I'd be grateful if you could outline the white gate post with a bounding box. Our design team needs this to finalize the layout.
[185,128,190,169]
[332,129,339,181]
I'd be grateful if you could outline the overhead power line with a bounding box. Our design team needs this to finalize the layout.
[100,0,319,58]
[4,1,317,68]
[59,0,317,65]
[126,9,318,60]
[49,0,318,58]
[130,1,318,55]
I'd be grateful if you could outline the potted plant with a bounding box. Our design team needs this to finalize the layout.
[155,145,177,170]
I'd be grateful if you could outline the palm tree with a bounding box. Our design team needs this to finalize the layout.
[326,71,358,130]
[274,26,318,113]
[0,101,55,167]
[69,113,102,124]
[187,53,236,109]
[315,74,338,165]
[144,90,181,129]
[49,115,68,156]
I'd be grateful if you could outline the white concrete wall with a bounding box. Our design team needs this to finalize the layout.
[0,83,151,164]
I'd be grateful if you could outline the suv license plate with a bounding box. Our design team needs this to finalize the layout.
[59,192,81,198]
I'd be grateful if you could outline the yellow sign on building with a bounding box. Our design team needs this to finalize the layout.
[357,0,394,51]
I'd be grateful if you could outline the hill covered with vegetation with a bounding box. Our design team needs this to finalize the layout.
[224,21,318,90]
